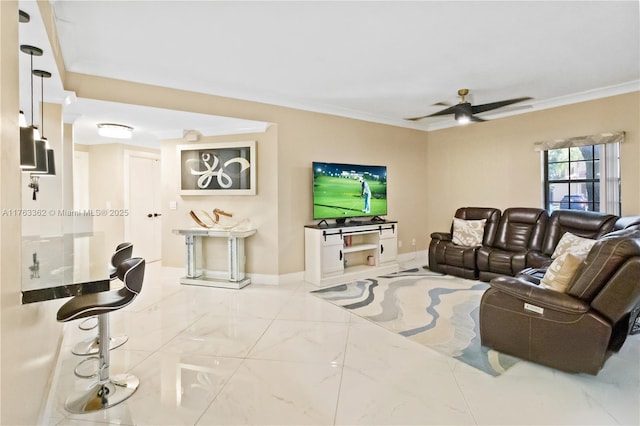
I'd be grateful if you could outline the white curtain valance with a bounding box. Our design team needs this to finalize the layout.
[533,131,625,152]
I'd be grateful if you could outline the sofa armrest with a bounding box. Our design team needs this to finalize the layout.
[430,232,452,241]
[526,251,553,269]
[489,276,590,314]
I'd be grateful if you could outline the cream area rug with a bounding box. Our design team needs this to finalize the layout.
[311,268,519,376]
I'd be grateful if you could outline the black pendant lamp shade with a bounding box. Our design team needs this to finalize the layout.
[31,69,55,175]
[19,10,30,23]
[31,138,55,175]
[32,139,48,173]
[43,148,56,175]
[19,126,37,169]
[19,44,43,170]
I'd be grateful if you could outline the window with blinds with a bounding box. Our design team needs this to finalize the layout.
[535,132,623,215]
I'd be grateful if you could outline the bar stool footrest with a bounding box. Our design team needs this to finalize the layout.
[74,356,99,379]
[78,316,98,331]
[71,335,128,356]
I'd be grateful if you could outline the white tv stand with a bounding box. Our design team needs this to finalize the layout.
[304,220,399,286]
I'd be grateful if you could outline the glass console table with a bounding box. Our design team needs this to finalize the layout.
[173,227,257,289]
[21,233,109,304]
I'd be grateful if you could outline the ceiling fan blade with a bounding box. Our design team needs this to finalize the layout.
[471,97,532,114]
[426,104,460,117]
[404,104,462,121]
[404,114,432,121]
[470,115,487,122]
[405,105,456,121]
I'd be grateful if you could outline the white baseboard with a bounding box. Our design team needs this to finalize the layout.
[247,271,304,286]
[397,249,428,266]
[163,251,428,288]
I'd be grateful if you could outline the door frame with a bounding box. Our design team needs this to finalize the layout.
[73,150,90,210]
[123,149,161,250]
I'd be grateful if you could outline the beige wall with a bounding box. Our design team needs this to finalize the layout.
[64,72,431,279]
[63,72,639,278]
[1,2,66,424]
[425,92,640,235]
[273,110,429,274]
[161,127,280,275]
[159,115,430,277]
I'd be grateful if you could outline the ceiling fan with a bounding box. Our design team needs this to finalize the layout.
[406,89,532,124]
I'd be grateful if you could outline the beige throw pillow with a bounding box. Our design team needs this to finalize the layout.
[541,252,584,293]
[452,218,486,247]
[551,232,597,259]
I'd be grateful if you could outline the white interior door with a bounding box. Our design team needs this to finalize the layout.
[126,152,162,262]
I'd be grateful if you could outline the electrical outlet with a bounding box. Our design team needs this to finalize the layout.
[398,240,403,248]
[411,238,416,246]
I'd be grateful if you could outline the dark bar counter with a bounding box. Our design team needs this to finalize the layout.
[21,232,109,304]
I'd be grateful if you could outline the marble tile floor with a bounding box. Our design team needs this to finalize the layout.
[41,261,640,425]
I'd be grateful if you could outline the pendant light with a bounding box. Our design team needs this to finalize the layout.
[31,69,55,176]
[19,45,46,170]
[19,9,30,23]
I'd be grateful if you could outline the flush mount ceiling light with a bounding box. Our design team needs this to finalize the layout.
[97,123,133,139]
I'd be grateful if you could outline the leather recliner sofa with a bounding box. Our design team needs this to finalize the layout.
[429,207,618,281]
[526,210,618,269]
[479,229,640,374]
[615,215,640,232]
[477,207,549,282]
[428,207,501,279]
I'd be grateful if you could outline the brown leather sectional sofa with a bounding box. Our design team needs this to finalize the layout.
[429,207,618,281]
[429,207,640,374]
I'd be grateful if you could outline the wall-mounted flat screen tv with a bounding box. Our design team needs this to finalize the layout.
[312,161,387,221]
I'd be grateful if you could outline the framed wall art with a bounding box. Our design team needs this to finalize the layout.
[178,141,256,195]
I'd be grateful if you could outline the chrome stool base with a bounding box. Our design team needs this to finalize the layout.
[72,335,128,356]
[64,374,139,413]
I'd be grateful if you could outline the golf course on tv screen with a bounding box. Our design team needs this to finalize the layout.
[312,162,387,220]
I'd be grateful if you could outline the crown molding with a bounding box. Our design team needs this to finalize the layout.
[241,80,639,133]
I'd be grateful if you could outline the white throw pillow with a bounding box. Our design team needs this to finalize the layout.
[452,218,486,247]
[551,232,597,259]
[541,252,585,293]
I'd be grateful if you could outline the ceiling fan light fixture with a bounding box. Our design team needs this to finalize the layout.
[454,102,472,125]
[97,123,133,139]
[456,115,471,125]
[405,89,531,124]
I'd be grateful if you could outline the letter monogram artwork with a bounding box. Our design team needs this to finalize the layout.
[178,141,256,195]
